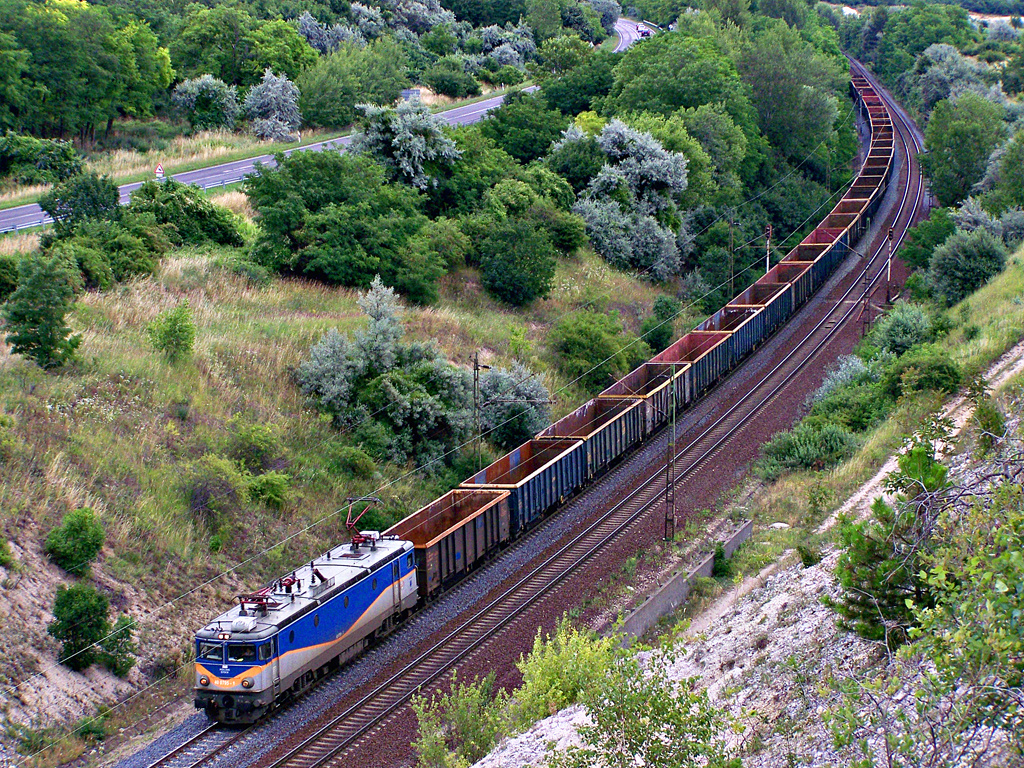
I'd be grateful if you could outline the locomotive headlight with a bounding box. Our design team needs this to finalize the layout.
[241,679,253,689]
[199,676,210,686]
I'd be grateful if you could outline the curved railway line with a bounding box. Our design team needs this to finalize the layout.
[134,59,925,768]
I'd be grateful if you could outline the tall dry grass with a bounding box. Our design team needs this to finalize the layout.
[0,232,39,256]
[208,190,254,219]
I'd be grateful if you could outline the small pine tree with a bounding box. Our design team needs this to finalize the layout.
[48,584,110,671]
[99,615,136,677]
[2,253,82,369]
[45,507,105,576]
[147,301,196,362]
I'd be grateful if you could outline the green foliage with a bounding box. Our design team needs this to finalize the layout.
[547,130,606,193]
[171,75,240,131]
[640,294,681,353]
[48,583,110,671]
[0,132,82,184]
[128,180,243,247]
[479,91,569,164]
[245,151,443,303]
[298,278,473,469]
[297,39,410,129]
[480,362,552,452]
[540,50,616,116]
[2,252,82,369]
[226,416,282,473]
[39,172,120,239]
[327,445,377,479]
[972,395,1005,453]
[829,441,948,650]
[900,207,955,271]
[929,227,1007,306]
[247,471,291,509]
[796,544,821,567]
[868,301,933,356]
[479,217,558,306]
[412,671,506,768]
[805,383,892,433]
[423,56,482,97]
[922,94,1005,207]
[711,542,733,578]
[98,615,136,678]
[44,507,104,576]
[0,538,14,570]
[0,252,18,302]
[181,453,250,522]
[755,422,858,481]
[880,345,963,399]
[549,310,652,395]
[510,617,616,729]
[147,301,196,363]
[56,211,170,287]
[549,648,731,768]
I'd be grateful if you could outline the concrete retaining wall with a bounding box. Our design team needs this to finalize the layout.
[617,519,754,643]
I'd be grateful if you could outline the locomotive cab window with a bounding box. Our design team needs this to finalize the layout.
[407,555,414,569]
[372,578,377,591]
[198,642,223,662]
[258,642,273,661]
[228,644,257,663]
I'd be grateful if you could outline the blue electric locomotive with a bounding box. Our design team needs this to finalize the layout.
[194,532,417,723]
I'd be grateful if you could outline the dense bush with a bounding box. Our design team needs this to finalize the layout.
[181,454,250,521]
[756,422,859,480]
[99,615,137,678]
[929,228,1007,305]
[478,217,558,306]
[247,471,291,509]
[549,310,651,394]
[127,180,243,247]
[39,172,120,239]
[47,584,109,672]
[868,302,932,356]
[147,301,196,362]
[479,91,569,164]
[424,57,482,97]
[640,294,681,352]
[0,132,82,184]
[881,346,963,398]
[900,208,955,270]
[62,213,170,285]
[172,75,240,130]
[227,417,282,473]
[44,507,105,576]
[298,278,473,468]
[2,253,82,370]
[243,69,301,141]
[0,253,18,301]
[326,444,377,479]
[805,383,892,433]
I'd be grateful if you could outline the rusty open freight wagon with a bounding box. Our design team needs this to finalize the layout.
[600,362,690,434]
[536,397,646,480]
[384,488,511,599]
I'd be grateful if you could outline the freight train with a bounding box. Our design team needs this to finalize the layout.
[193,72,895,724]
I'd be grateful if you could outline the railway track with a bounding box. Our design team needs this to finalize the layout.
[258,65,926,768]
[143,724,251,768]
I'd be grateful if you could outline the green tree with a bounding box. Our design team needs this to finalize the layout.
[39,171,119,239]
[640,294,681,352]
[480,363,551,451]
[170,6,255,86]
[829,440,948,650]
[48,583,110,671]
[922,93,1005,207]
[99,615,136,677]
[44,507,104,576]
[426,127,519,217]
[900,207,955,270]
[547,130,606,193]
[929,227,1007,306]
[129,180,242,247]
[539,49,615,116]
[243,19,317,84]
[0,31,31,131]
[992,130,1024,208]
[354,101,462,189]
[423,57,482,98]
[171,75,240,131]
[148,301,197,362]
[479,91,569,164]
[603,31,750,122]
[531,33,592,81]
[479,217,558,306]
[526,0,564,41]
[550,649,731,768]
[2,253,82,370]
[297,39,410,129]
[549,310,651,394]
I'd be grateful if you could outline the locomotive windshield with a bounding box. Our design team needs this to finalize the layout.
[227,643,257,663]
[197,642,223,662]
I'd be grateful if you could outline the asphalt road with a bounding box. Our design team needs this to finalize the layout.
[0,18,643,234]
